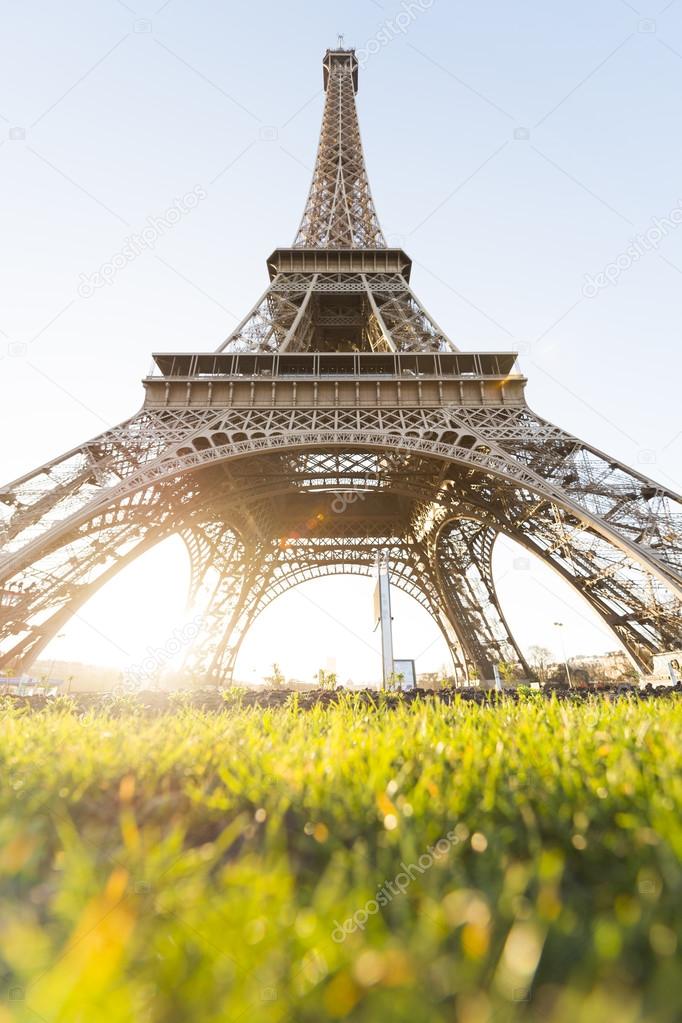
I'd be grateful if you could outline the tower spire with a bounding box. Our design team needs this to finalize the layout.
[293,48,386,249]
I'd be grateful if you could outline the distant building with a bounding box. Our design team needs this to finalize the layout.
[651,650,682,685]
[569,651,639,683]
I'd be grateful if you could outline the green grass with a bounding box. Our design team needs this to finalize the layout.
[1,695,681,1023]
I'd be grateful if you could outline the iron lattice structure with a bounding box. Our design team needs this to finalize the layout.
[1,48,681,685]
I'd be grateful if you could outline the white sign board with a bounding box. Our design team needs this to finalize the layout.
[394,659,416,691]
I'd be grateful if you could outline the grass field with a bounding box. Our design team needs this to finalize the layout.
[1,695,681,1023]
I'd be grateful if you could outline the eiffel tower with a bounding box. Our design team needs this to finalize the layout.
[1,47,681,687]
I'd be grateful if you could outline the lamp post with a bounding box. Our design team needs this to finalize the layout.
[553,622,573,689]
[374,551,394,690]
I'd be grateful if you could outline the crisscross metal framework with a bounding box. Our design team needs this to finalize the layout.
[294,49,385,249]
[1,47,680,685]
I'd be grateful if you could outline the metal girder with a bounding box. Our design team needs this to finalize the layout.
[433,519,531,682]
[0,528,169,674]
[294,49,385,249]
[216,271,457,355]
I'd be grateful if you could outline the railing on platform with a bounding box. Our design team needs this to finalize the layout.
[146,351,522,381]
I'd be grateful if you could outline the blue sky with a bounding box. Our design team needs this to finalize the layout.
[1,0,681,682]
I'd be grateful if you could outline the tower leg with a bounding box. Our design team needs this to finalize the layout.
[431,520,530,686]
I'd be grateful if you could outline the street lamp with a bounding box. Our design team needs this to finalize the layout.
[553,622,573,689]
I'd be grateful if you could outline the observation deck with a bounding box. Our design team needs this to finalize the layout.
[143,351,526,410]
[266,248,412,279]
